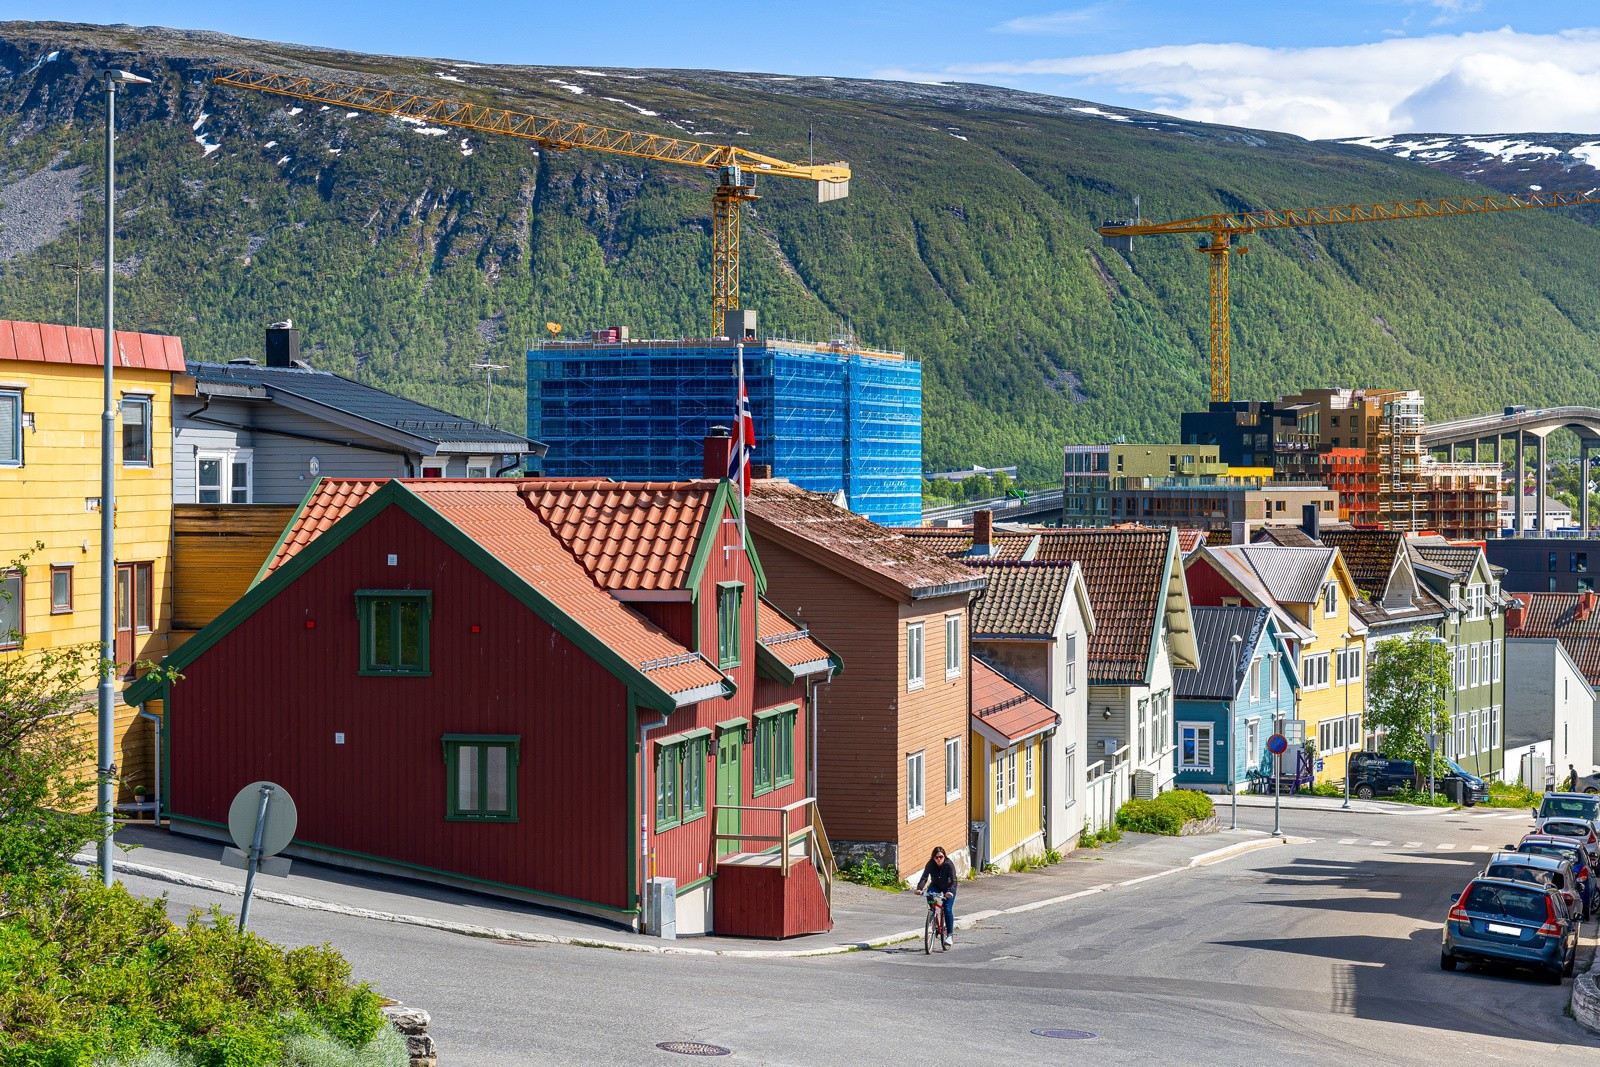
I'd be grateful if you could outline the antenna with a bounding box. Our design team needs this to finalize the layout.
[471,361,506,425]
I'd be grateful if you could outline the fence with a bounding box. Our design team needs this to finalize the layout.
[1082,745,1131,834]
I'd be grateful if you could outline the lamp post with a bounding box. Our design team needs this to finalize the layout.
[98,67,151,888]
[1229,633,1243,831]
[1342,630,1354,810]
[1424,633,1449,803]
[1270,649,1283,838]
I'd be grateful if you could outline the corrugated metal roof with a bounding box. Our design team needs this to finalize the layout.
[966,561,1074,638]
[971,659,1058,742]
[190,361,536,452]
[1233,545,1337,605]
[1173,606,1270,700]
[0,319,185,371]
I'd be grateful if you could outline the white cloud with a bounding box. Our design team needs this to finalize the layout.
[937,27,1600,139]
[993,5,1106,35]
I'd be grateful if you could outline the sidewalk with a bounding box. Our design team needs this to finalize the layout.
[1230,793,1462,817]
[83,823,1293,958]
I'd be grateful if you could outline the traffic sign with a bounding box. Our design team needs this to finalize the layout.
[1267,733,1289,756]
[228,781,297,858]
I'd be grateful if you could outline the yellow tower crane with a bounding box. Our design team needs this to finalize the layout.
[1099,189,1600,403]
[213,69,851,334]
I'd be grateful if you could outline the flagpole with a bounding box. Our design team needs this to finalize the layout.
[736,342,747,563]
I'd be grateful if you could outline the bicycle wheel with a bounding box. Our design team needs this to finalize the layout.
[924,908,933,955]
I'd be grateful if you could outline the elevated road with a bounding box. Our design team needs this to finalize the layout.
[921,488,1063,527]
[1423,405,1600,534]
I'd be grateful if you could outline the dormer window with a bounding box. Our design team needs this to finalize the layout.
[716,582,743,669]
[1322,581,1338,618]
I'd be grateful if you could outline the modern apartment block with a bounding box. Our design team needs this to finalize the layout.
[529,315,923,526]
[1486,537,1600,595]
[1178,400,1321,481]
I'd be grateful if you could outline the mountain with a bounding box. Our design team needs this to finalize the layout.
[1335,133,1600,197]
[6,23,1600,484]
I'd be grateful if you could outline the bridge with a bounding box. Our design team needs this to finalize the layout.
[921,488,1063,527]
[1423,406,1600,535]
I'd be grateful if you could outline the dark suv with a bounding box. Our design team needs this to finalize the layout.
[1347,751,1485,804]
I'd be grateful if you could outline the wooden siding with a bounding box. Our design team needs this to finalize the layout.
[897,595,972,876]
[633,601,693,647]
[165,505,637,912]
[172,505,297,631]
[711,859,832,939]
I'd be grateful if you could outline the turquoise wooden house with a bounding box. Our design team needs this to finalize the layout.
[1173,606,1300,793]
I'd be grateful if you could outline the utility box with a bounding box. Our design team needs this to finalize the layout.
[647,876,677,940]
[1133,769,1157,799]
[1521,752,1548,791]
[968,821,989,871]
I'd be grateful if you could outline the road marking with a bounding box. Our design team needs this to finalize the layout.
[1403,841,1422,848]
[1469,845,1491,852]
[1438,843,1457,850]
[1370,840,1392,847]
[1339,838,1359,845]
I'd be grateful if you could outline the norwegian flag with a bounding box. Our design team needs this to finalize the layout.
[729,346,755,494]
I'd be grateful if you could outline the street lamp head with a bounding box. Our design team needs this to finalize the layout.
[1229,634,1243,645]
[104,69,152,86]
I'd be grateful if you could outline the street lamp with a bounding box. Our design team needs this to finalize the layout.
[1269,648,1283,838]
[1229,633,1243,831]
[1342,630,1356,811]
[98,67,151,888]
[1424,634,1449,803]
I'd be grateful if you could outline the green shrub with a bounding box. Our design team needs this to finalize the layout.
[1483,781,1542,809]
[1078,823,1122,849]
[1115,789,1216,835]
[0,873,394,1067]
[836,855,906,891]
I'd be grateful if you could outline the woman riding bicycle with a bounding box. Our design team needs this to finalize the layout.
[915,846,958,947]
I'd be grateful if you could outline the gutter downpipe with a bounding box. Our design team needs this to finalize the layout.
[638,708,673,935]
[137,708,161,827]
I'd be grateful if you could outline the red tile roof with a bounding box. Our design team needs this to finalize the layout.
[0,319,185,372]
[270,478,386,571]
[971,659,1058,742]
[1508,592,1600,688]
[756,597,836,677]
[521,479,714,591]
[747,482,985,602]
[901,529,1035,560]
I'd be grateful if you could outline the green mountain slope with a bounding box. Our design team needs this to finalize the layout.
[4,22,1600,483]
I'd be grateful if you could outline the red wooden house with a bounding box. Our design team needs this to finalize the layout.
[126,474,839,938]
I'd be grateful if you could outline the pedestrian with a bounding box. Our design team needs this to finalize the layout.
[1569,764,1580,792]
[914,845,959,947]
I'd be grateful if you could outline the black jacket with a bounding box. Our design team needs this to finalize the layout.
[917,858,958,894]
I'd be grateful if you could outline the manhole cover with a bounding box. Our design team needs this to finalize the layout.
[1032,1028,1098,1041]
[656,1041,732,1057]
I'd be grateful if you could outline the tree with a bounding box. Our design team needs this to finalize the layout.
[1365,629,1451,767]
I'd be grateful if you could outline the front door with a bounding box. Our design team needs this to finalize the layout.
[716,728,743,857]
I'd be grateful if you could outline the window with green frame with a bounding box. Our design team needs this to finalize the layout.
[716,581,743,668]
[655,731,709,829]
[442,735,519,821]
[752,706,797,796]
[357,591,431,675]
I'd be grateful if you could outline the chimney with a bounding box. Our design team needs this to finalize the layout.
[703,426,733,481]
[1578,590,1599,623]
[750,463,772,480]
[1301,502,1321,542]
[973,509,993,552]
[264,323,300,368]
[1507,593,1530,632]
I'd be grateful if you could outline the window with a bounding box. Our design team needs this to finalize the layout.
[716,582,743,668]
[466,456,493,478]
[1470,710,1480,755]
[906,621,925,690]
[1469,644,1480,687]
[50,565,71,614]
[1454,646,1468,691]
[944,737,961,802]
[0,390,20,467]
[1248,657,1259,701]
[944,613,962,679]
[1322,581,1338,618]
[1493,642,1501,683]
[1246,718,1260,766]
[120,396,151,467]
[0,570,20,648]
[1335,648,1362,684]
[357,591,431,675]
[1064,633,1078,693]
[196,450,252,503]
[1179,723,1213,771]
[117,562,152,635]
[443,735,519,821]
[655,732,709,828]
[907,750,925,820]
[1006,747,1018,806]
[753,706,796,796]
[1576,552,1590,574]
[1302,652,1330,690]
[1137,699,1150,761]
[1063,744,1076,805]
[1270,660,1279,699]
[1024,743,1035,797]
[993,747,1006,812]
[1550,552,1559,573]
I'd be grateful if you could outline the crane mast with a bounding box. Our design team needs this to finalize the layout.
[213,69,851,333]
[1100,188,1600,402]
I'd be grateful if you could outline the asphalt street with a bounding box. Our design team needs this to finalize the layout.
[117,802,1600,1065]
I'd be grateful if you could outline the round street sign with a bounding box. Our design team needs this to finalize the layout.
[228,781,298,858]
[1266,733,1289,756]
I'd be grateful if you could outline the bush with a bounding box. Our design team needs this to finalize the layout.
[836,855,906,891]
[1483,781,1542,809]
[1115,789,1215,835]
[0,872,399,1067]
[1079,823,1122,849]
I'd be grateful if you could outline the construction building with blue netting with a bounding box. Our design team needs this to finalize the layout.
[528,313,923,526]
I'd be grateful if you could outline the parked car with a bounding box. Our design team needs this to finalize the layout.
[1346,751,1483,804]
[1481,852,1582,920]
[1441,877,1577,983]
[1533,793,1600,834]
[1514,835,1596,920]
[1573,770,1600,794]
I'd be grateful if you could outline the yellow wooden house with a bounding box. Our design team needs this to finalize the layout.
[0,320,185,807]
[970,658,1058,869]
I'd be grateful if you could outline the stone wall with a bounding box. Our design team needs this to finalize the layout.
[382,1003,437,1067]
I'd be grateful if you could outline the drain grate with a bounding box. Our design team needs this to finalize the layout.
[1032,1028,1098,1041]
[656,1041,732,1057]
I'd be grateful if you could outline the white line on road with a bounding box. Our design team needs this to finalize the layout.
[1403,842,1422,848]
[1339,838,1359,845]
[1438,844,1457,850]
[1370,840,1393,847]
[1469,845,1491,852]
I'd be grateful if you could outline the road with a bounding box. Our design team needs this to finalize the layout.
[118,803,1599,1065]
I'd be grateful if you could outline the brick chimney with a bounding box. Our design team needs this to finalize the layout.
[973,509,993,553]
[1578,590,1599,623]
[703,426,733,481]
[1506,593,1530,633]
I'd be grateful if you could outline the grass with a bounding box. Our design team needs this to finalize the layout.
[1079,824,1122,849]
[1481,781,1543,810]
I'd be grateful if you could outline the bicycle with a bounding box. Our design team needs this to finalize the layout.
[924,891,949,954]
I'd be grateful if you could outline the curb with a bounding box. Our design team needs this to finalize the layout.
[1574,960,1600,1035]
[78,833,1296,959]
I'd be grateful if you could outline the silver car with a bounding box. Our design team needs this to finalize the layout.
[1533,793,1600,835]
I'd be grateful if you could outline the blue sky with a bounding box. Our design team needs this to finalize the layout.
[8,3,1600,137]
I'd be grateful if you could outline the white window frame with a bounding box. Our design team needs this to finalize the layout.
[906,750,926,821]
[1006,747,1018,806]
[944,737,961,803]
[1303,652,1330,691]
[420,458,448,478]
[1063,743,1077,806]
[1248,657,1259,702]
[1492,641,1501,683]
[1137,699,1150,762]
[1270,658,1280,699]
[120,395,153,468]
[1470,710,1480,755]
[906,621,926,691]
[944,613,962,681]
[1246,718,1260,768]
[1323,581,1338,618]
[993,746,1007,812]
[465,455,494,478]
[1064,633,1078,693]
[195,448,254,504]
[0,390,21,468]
[1024,742,1035,798]
[1178,722,1213,772]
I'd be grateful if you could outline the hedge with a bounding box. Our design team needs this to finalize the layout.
[1114,789,1216,836]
